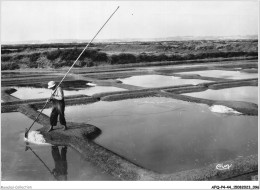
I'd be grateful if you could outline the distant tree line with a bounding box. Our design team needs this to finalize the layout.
[1,48,258,70]
[109,51,258,65]
[1,43,93,51]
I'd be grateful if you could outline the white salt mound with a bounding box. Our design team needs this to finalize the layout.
[86,82,97,87]
[24,131,50,145]
[209,105,242,115]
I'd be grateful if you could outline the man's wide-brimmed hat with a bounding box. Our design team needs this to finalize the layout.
[48,81,56,89]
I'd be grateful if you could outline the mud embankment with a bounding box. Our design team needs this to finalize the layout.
[2,76,257,116]
[1,39,258,70]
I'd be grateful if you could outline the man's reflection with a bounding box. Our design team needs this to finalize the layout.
[51,146,68,181]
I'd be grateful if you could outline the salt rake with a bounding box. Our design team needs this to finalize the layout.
[25,6,120,138]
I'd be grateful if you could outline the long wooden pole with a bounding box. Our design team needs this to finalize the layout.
[25,6,120,137]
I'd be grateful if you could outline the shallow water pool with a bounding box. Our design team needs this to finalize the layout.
[118,75,210,88]
[43,97,257,174]
[183,86,258,104]
[178,70,258,80]
[10,86,126,100]
[1,112,115,181]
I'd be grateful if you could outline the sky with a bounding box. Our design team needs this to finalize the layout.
[1,1,258,44]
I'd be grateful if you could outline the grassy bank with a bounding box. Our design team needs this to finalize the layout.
[1,39,258,70]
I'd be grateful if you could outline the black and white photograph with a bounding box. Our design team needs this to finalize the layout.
[1,0,258,189]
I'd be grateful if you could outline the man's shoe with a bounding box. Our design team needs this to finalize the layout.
[62,126,68,131]
[47,126,54,132]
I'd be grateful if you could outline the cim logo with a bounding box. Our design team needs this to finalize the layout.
[216,163,232,170]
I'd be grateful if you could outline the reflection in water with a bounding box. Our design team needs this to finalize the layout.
[48,97,257,174]
[25,144,68,181]
[51,146,68,181]
[25,144,55,179]
[2,112,115,181]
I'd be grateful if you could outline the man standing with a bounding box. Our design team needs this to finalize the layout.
[47,81,67,132]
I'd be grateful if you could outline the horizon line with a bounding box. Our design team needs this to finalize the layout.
[1,34,258,45]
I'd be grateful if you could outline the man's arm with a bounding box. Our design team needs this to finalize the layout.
[52,87,64,100]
